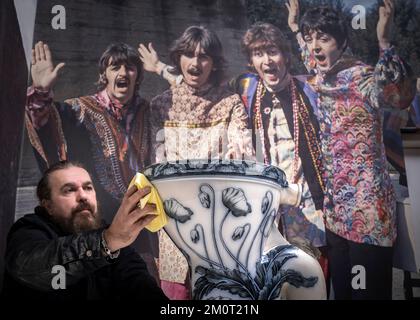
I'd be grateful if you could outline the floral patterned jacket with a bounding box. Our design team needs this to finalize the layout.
[299,39,415,246]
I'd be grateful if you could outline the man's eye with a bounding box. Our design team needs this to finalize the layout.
[253,51,263,57]
[184,52,194,58]
[85,186,94,191]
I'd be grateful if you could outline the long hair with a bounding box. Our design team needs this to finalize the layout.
[300,6,348,50]
[169,26,226,86]
[242,22,292,71]
[96,43,144,92]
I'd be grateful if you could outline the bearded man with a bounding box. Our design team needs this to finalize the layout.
[2,161,167,300]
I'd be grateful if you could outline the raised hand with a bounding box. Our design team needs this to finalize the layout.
[377,0,394,49]
[285,0,300,33]
[138,42,165,75]
[103,185,157,252]
[31,41,65,91]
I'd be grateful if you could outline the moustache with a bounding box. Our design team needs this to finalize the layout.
[187,67,202,76]
[72,202,94,215]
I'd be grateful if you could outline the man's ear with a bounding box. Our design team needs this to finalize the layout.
[41,199,52,214]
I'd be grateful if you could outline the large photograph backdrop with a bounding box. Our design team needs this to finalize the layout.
[16,0,251,218]
[17,0,420,215]
[8,0,420,293]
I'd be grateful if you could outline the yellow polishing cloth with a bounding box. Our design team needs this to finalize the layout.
[128,173,167,232]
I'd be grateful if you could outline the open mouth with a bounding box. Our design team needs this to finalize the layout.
[262,67,280,82]
[115,78,129,88]
[263,67,277,76]
[314,54,327,65]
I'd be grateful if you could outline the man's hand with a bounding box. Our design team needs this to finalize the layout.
[377,0,394,50]
[138,42,166,75]
[286,0,300,33]
[104,185,157,252]
[31,41,65,91]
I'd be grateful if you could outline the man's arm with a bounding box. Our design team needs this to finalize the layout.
[6,186,157,292]
[25,42,69,167]
[362,0,415,109]
[225,97,254,161]
[138,43,182,86]
[148,97,167,163]
[286,0,315,73]
[5,222,110,291]
[26,41,65,130]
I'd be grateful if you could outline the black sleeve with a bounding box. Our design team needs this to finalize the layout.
[5,218,110,292]
[112,246,169,300]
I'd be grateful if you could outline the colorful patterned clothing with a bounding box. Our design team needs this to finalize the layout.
[149,81,252,283]
[299,42,415,246]
[25,87,157,256]
[231,73,326,250]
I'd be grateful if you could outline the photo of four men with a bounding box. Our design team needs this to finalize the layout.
[1,0,419,301]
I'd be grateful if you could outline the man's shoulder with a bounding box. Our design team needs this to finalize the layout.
[235,72,259,82]
[150,88,173,107]
[64,95,99,107]
[8,213,46,236]
[9,209,57,237]
[234,72,259,87]
[336,57,372,78]
[294,74,310,83]
[230,73,259,96]
[132,96,150,114]
[216,85,242,103]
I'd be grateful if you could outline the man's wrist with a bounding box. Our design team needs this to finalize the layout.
[289,23,300,33]
[32,85,51,94]
[101,229,120,259]
[378,40,391,50]
[156,62,167,76]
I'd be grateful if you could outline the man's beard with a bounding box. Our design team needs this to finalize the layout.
[50,202,103,234]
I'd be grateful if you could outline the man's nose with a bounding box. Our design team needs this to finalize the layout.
[77,188,88,202]
[191,56,199,66]
[262,53,271,64]
[312,39,320,52]
[118,65,127,75]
